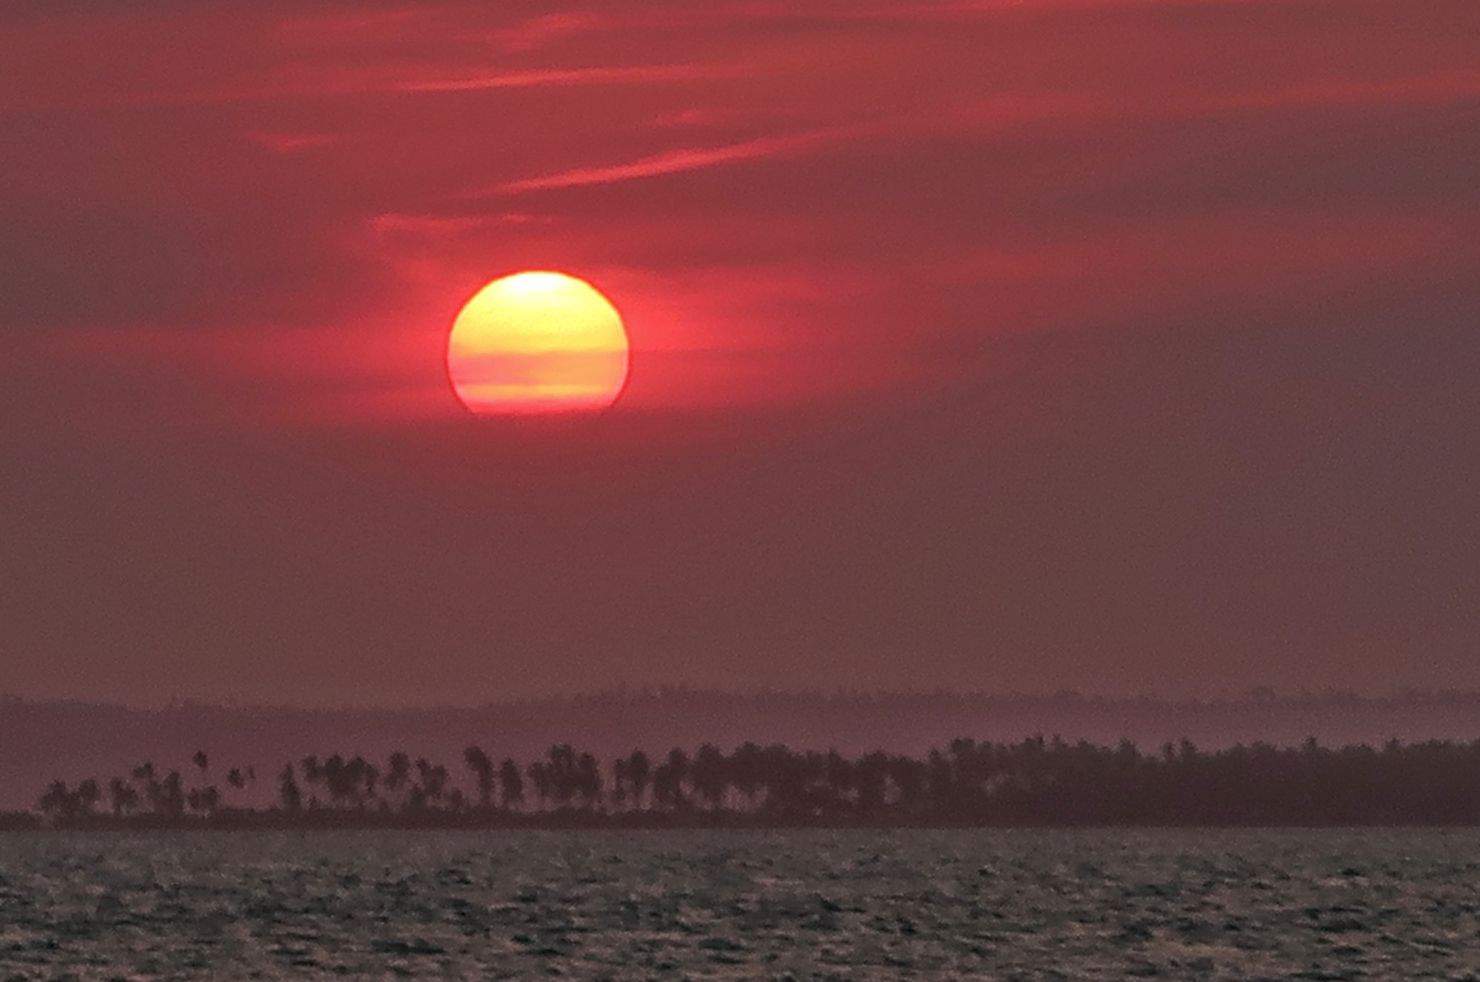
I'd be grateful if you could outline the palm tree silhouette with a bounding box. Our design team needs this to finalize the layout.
[278,764,302,812]
[463,746,495,811]
[543,745,579,808]
[38,780,74,820]
[39,733,1480,829]
[526,760,551,810]
[576,752,602,810]
[730,743,764,808]
[108,777,139,817]
[75,778,100,816]
[131,762,161,814]
[384,752,411,809]
[652,748,690,810]
[300,756,322,809]
[156,771,185,819]
[498,758,524,810]
[322,755,350,808]
[625,750,651,810]
[691,744,728,810]
[187,785,220,817]
[612,757,629,809]
[415,758,449,808]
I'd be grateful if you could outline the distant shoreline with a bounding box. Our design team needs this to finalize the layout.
[20,735,1480,831]
[10,692,1480,813]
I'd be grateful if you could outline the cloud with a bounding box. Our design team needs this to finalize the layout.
[490,11,606,52]
[37,63,731,110]
[245,131,339,153]
[490,127,860,193]
[390,63,728,95]
[369,212,555,235]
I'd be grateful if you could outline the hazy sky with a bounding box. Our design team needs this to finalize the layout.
[3,0,1477,706]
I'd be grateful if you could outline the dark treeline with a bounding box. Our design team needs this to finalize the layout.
[12,689,1480,813]
[22,737,1480,829]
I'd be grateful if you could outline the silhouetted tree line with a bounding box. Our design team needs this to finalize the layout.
[24,737,1480,828]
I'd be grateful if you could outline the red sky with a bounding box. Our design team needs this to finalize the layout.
[2,0,1478,706]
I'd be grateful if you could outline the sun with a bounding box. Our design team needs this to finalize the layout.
[447,271,630,416]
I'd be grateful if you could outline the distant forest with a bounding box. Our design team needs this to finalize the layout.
[13,736,1480,829]
[8,689,1480,814]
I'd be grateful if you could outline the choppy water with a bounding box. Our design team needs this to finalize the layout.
[1,829,1478,978]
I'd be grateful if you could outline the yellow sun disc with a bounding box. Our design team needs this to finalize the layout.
[446,271,629,416]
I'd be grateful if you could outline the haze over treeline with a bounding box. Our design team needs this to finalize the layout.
[5,689,1480,811]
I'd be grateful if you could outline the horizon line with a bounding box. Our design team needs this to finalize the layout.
[6,685,1480,714]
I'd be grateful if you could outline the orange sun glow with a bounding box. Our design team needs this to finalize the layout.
[447,271,630,416]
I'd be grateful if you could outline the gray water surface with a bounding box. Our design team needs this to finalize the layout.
[1,828,1477,978]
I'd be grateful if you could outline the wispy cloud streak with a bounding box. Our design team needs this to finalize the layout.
[492,127,858,193]
[9,63,729,112]
[393,63,728,94]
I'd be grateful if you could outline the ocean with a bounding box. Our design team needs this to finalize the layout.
[1,828,1476,978]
